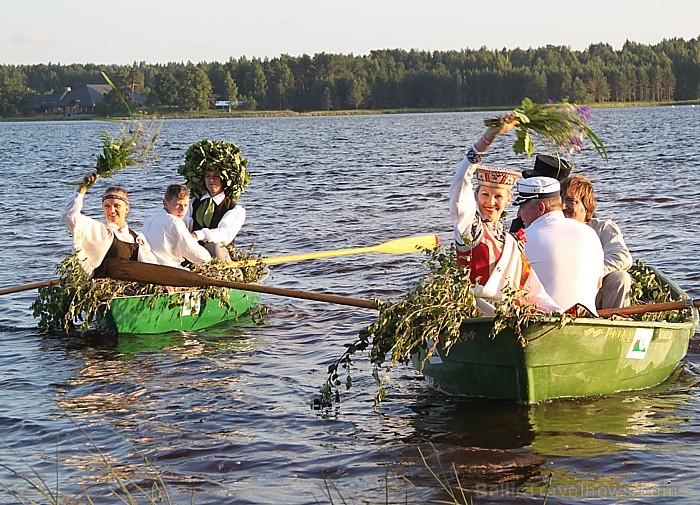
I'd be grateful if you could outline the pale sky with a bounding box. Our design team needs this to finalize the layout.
[2,0,699,65]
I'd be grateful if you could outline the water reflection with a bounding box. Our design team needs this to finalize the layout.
[399,366,698,501]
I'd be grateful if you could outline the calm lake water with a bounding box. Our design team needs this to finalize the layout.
[1,107,699,504]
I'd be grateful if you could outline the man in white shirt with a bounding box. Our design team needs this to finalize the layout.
[185,169,246,262]
[142,185,211,269]
[561,175,632,309]
[514,176,605,315]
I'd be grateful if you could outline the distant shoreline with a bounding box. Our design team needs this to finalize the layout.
[2,100,698,122]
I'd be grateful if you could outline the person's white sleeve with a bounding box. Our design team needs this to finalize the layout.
[62,191,85,230]
[136,233,159,264]
[62,191,112,272]
[524,268,563,313]
[62,191,102,233]
[598,219,633,276]
[174,219,211,265]
[449,156,477,242]
[196,206,246,245]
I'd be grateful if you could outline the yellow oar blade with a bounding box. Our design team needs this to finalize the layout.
[372,234,439,254]
[232,234,439,267]
[260,247,373,265]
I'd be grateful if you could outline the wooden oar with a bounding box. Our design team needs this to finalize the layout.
[230,234,439,267]
[104,258,692,317]
[0,235,438,297]
[104,259,380,310]
[0,279,59,296]
[598,299,700,318]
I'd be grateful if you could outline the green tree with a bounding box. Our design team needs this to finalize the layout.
[235,58,267,110]
[153,71,180,106]
[347,76,366,109]
[126,66,145,96]
[207,64,238,102]
[222,72,238,102]
[0,66,33,115]
[570,76,592,102]
[267,58,294,110]
[585,67,611,102]
[246,60,268,108]
[179,65,213,110]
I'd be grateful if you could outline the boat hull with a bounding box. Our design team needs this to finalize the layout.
[413,315,695,403]
[100,288,260,334]
[413,268,698,403]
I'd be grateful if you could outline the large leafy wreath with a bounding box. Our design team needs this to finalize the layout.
[177,139,250,200]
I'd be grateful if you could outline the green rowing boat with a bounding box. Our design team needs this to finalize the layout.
[98,288,260,334]
[412,269,699,403]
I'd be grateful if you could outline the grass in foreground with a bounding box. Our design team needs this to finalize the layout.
[2,421,551,504]
[0,419,185,505]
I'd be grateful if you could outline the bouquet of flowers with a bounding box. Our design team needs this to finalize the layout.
[485,98,608,161]
[72,120,160,190]
[73,71,161,189]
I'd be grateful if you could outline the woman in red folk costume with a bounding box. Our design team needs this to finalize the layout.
[449,117,561,316]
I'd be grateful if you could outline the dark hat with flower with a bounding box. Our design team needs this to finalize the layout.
[178,139,250,200]
[475,165,520,189]
[522,155,572,182]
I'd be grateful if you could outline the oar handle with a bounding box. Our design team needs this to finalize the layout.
[0,279,59,296]
[214,280,379,309]
[104,259,380,310]
[598,299,700,318]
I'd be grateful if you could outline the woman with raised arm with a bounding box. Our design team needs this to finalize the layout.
[62,171,155,277]
[449,117,561,316]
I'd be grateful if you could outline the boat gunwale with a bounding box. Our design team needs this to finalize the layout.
[105,286,255,302]
[459,309,699,334]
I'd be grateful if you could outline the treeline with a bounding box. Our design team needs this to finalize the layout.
[1,37,698,115]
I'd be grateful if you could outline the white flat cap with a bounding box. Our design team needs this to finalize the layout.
[513,176,561,205]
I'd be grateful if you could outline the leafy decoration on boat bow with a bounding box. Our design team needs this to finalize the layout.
[314,245,562,409]
[628,261,686,322]
[32,247,267,333]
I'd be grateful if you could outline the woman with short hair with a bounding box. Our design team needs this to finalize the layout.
[62,171,155,277]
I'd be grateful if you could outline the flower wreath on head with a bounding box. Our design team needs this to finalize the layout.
[177,139,250,201]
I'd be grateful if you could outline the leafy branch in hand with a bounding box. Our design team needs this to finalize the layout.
[485,97,608,161]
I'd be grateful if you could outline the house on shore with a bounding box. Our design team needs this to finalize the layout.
[30,84,146,115]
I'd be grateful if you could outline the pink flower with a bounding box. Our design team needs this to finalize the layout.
[577,105,592,122]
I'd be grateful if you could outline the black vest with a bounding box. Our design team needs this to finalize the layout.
[93,230,139,278]
[191,196,237,231]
